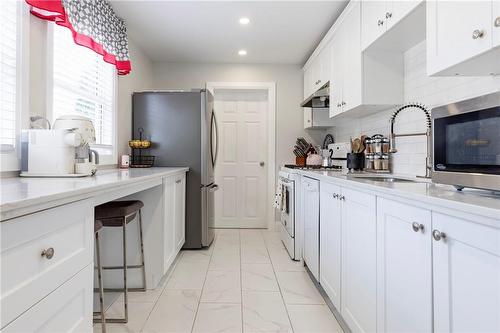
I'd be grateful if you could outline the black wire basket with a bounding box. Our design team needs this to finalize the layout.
[129,154,155,168]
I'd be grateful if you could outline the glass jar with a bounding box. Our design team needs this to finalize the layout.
[372,138,382,154]
[365,153,374,170]
[382,138,390,154]
[373,154,383,170]
[381,154,390,170]
[365,138,373,153]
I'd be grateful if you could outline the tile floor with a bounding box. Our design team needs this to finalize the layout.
[93,229,343,333]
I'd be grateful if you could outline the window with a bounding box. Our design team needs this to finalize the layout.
[1,0,19,152]
[50,24,116,157]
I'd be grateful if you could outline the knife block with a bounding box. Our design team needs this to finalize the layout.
[296,156,306,166]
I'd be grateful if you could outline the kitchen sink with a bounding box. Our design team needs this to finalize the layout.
[346,174,430,183]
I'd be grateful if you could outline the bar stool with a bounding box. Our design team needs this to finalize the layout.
[94,200,146,324]
[94,220,106,332]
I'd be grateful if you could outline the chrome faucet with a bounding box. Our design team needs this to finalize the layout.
[389,103,432,178]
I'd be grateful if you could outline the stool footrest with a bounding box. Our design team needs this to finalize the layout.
[101,264,144,270]
[94,318,128,324]
[101,287,146,292]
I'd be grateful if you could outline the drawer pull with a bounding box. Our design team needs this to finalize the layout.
[412,222,424,232]
[432,230,446,242]
[472,29,485,39]
[377,19,384,26]
[41,247,55,260]
[495,17,500,27]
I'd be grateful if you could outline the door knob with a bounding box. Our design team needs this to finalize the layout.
[472,29,485,39]
[495,17,500,27]
[259,161,265,167]
[432,229,446,241]
[41,247,55,259]
[412,222,424,232]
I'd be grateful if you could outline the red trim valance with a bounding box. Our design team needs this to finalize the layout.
[26,0,131,75]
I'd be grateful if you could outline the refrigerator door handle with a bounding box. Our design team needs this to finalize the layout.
[210,111,219,168]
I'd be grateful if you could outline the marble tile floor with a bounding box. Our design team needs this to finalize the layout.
[93,229,343,333]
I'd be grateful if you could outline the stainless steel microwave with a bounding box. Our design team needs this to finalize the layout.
[432,91,500,191]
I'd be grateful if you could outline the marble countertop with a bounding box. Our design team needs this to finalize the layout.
[1,167,189,221]
[290,168,500,222]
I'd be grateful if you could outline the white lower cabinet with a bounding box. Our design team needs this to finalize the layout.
[302,176,320,281]
[432,212,500,333]
[376,198,432,333]
[341,187,376,333]
[3,264,93,333]
[162,173,186,274]
[319,182,342,309]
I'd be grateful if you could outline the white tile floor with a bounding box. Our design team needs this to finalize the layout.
[93,229,343,333]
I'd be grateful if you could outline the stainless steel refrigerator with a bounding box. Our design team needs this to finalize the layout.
[132,90,218,248]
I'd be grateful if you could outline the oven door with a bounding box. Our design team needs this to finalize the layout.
[433,105,500,175]
[279,178,295,238]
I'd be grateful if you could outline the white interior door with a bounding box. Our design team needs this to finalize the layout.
[213,89,268,228]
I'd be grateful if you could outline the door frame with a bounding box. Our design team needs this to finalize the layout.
[206,81,276,230]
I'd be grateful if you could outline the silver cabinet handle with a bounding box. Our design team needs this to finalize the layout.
[386,12,392,19]
[337,103,342,107]
[41,247,55,259]
[495,17,500,27]
[378,19,384,26]
[175,179,181,184]
[432,229,446,241]
[472,29,485,39]
[339,195,345,201]
[412,222,424,232]
[332,193,339,199]
[341,101,346,106]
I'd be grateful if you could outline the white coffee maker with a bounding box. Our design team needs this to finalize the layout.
[20,116,99,177]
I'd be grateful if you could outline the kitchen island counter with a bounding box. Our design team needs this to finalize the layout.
[0,167,189,221]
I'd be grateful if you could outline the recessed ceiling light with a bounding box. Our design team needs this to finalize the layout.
[239,17,250,25]
[238,49,247,56]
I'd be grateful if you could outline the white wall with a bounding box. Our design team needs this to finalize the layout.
[330,41,500,176]
[151,62,324,173]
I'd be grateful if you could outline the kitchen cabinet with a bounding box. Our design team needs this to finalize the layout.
[319,182,342,310]
[162,173,186,273]
[427,0,500,76]
[174,173,186,251]
[329,1,403,118]
[362,0,423,50]
[302,176,320,281]
[304,108,335,129]
[341,187,376,333]
[376,198,432,333]
[2,264,93,333]
[303,66,314,98]
[303,43,331,99]
[0,199,93,329]
[432,212,500,332]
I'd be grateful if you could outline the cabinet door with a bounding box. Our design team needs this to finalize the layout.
[432,212,500,333]
[361,0,387,50]
[163,176,176,273]
[376,199,432,333]
[386,0,422,30]
[302,177,320,281]
[319,45,331,87]
[319,182,342,309]
[329,32,344,118]
[174,174,186,251]
[427,0,493,75]
[494,1,500,47]
[312,58,322,90]
[2,264,93,333]
[342,1,362,112]
[303,66,313,98]
[341,187,376,333]
[304,108,313,129]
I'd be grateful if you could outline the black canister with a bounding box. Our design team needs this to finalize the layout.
[346,153,365,170]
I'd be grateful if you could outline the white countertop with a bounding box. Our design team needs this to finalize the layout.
[1,167,189,221]
[289,168,500,222]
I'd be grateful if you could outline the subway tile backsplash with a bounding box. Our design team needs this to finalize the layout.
[330,41,500,177]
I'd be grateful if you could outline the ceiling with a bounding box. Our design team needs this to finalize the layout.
[110,1,348,65]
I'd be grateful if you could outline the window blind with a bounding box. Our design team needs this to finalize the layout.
[52,25,115,146]
[0,0,18,151]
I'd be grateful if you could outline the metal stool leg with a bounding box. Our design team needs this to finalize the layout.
[94,231,106,332]
[138,209,147,291]
[122,218,128,323]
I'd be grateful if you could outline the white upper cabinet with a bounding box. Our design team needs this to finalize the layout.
[319,182,342,310]
[432,212,500,333]
[329,1,403,118]
[341,187,377,333]
[376,198,432,333]
[303,66,313,98]
[303,44,331,99]
[427,0,500,76]
[362,0,423,50]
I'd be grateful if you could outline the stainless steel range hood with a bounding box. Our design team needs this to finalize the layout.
[301,82,330,108]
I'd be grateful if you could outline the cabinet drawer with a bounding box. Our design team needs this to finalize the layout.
[1,200,93,328]
[2,264,93,333]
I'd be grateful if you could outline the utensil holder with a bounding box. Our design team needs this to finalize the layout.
[296,156,306,166]
[347,153,364,170]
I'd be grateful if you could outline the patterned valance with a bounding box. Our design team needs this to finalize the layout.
[26,0,131,75]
